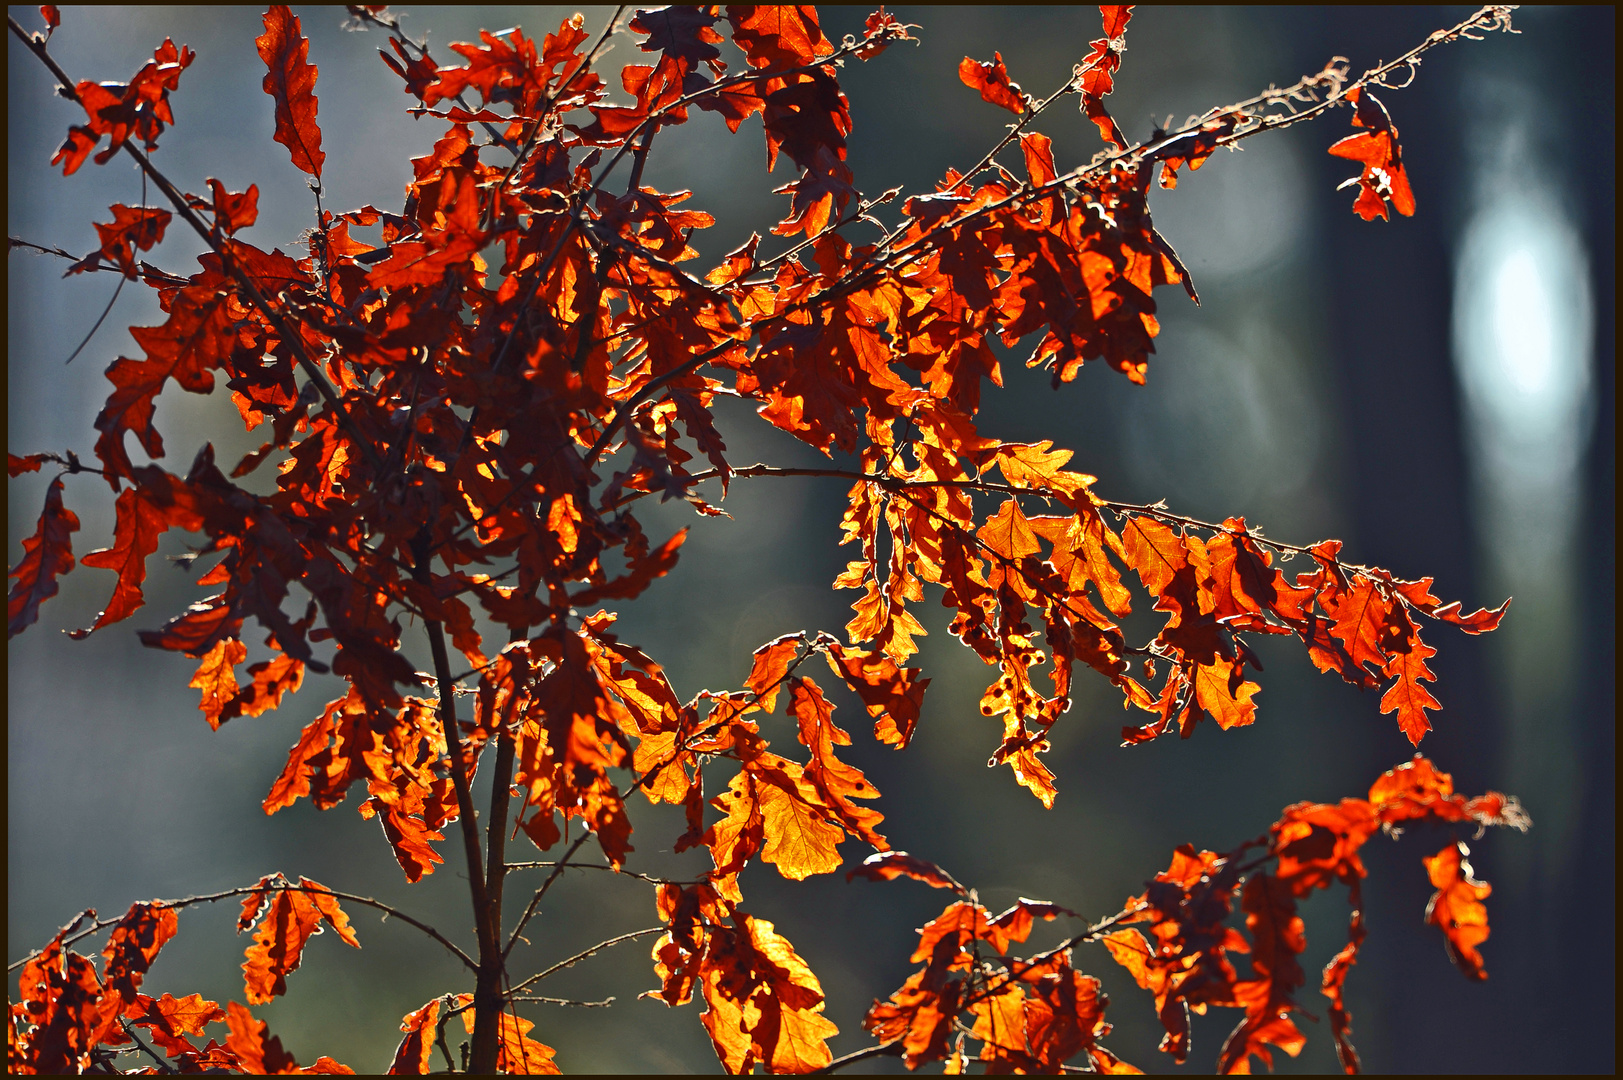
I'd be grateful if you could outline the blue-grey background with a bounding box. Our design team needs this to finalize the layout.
[9,6,1613,1073]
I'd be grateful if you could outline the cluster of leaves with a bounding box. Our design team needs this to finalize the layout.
[8,881,355,1075]
[840,755,1527,1075]
[9,3,1523,1074]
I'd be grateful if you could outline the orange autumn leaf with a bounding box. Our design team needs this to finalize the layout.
[100,902,179,1004]
[699,913,838,1073]
[1120,515,1189,599]
[979,497,1043,562]
[1217,873,1308,1074]
[224,999,353,1073]
[223,1000,302,1074]
[457,998,560,1074]
[959,52,1026,115]
[240,881,360,1004]
[124,991,226,1059]
[1422,842,1493,981]
[847,851,967,894]
[1191,654,1260,730]
[727,5,834,71]
[68,203,171,278]
[1328,88,1414,221]
[191,638,247,728]
[823,642,929,749]
[388,997,440,1075]
[1100,6,1133,40]
[1379,629,1442,745]
[745,632,804,714]
[71,483,202,639]
[752,763,847,880]
[788,675,888,849]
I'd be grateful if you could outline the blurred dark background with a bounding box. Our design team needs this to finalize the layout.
[8,6,1613,1073]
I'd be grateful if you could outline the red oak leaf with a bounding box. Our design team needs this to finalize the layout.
[256,5,325,178]
[959,52,1026,115]
[8,478,80,638]
[1422,842,1493,981]
[1328,88,1415,221]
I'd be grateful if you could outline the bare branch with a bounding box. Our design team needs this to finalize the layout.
[506,926,666,995]
[7,880,475,974]
[8,236,189,286]
[509,994,617,1008]
[814,1040,906,1074]
[504,861,703,887]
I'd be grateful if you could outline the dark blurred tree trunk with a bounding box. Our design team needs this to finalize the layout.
[1281,7,1614,1072]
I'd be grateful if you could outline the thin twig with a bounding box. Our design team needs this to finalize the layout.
[64,164,147,366]
[344,6,522,154]
[432,991,465,1074]
[62,269,125,366]
[117,1017,174,1074]
[506,926,666,995]
[814,1040,906,1074]
[6,880,475,973]
[718,7,1517,330]
[502,830,592,960]
[504,861,703,887]
[509,994,617,1008]
[9,235,188,285]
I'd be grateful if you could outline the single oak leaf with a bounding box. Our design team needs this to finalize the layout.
[70,482,203,639]
[100,901,179,1004]
[788,675,888,849]
[207,179,260,235]
[745,632,804,715]
[959,52,1026,115]
[1379,625,1442,745]
[388,997,440,1075]
[190,638,247,728]
[846,851,967,893]
[727,5,834,71]
[753,761,848,880]
[9,452,52,475]
[239,882,358,1004]
[1328,88,1414,221]
[823,642,930,749]
[256,5,325,178]
[979,497,1043,562]
[8,477,80,639]
[68,203,171,278]
[1422,841,1492,981]
[125,992,225,1059]
[1192,654,1259,731]
[222,1000,301,1074]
